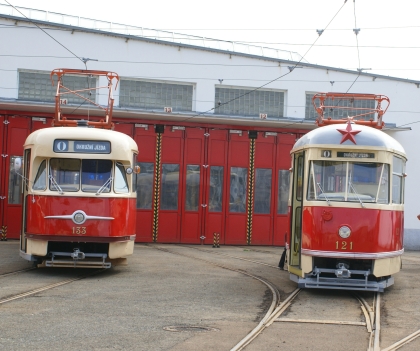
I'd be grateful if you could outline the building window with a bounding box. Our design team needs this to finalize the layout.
[18,70,96,104]
[119,79,193,112]
[214,86,284,118]
[305,93,376,120]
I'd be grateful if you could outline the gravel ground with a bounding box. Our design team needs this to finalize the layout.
[1,241,419,350]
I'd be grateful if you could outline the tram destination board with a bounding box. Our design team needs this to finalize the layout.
[337,152,374,158]
[53,140,111,154]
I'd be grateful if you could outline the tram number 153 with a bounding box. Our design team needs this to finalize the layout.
[72,227,87,235]
[336,241,353,250]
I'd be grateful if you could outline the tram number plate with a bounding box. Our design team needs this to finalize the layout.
[72,227,86,235]
[336,241,353,250]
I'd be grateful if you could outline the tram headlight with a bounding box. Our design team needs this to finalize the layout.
[126,167,133,174]
[338,226,351,239]
[73,211,86,225]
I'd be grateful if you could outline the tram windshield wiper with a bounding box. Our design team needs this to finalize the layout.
[96,176,113,195]
[348,180,365,208]
[49,174,64,195]
[316,182,331,206]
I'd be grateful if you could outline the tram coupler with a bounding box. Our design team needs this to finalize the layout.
[70,248,85,260]
[335,262,351,278]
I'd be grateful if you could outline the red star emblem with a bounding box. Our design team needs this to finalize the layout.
[337,121,361,144]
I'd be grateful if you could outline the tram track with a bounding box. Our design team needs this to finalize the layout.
[172,245,385,351]
[0,269,105,305]
[0,267,36,277]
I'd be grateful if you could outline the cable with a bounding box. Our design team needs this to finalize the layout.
[3,0,83,64]
[353,0,361,71]
[178,0,349,123]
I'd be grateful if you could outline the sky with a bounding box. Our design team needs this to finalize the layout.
[1,0,420,81]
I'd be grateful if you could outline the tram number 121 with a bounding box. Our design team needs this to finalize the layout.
[336,241,353,250]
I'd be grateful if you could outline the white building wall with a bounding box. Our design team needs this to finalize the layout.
[1,15,420,248]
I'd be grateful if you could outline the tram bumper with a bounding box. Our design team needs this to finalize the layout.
[45,249,111,268]
[289,269,394,292]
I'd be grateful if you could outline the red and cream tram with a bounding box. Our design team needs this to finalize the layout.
[19,69,138,268]
[287,93,407,291]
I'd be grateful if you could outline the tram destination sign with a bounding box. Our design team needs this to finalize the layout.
[337,152,374,158]
[53,140,111,154]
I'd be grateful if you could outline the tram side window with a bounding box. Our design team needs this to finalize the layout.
[33,160,47,190]
[81,160,112,193]
[392,156,405,204]
[114,162,129,193]
[50,159,80,192]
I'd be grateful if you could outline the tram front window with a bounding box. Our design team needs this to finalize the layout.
[50,159,81,192]
[81,160,112,193]
[307,161,389,204]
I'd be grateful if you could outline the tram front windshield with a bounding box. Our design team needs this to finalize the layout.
[48,159,117,193]
[307,161,389,204]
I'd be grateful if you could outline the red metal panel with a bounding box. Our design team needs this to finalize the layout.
[31,118,53,133]
[26,196,136,238]
[3,116,31,239]
[0,115,5,235]
[134,125,155,242]
[204,129,228,245]
[225,132,249,245]
[252,133,276,245]
[302,206,403,253]
[158,129,184,243]
[274,134,296,246]
[114,122,134,137]
[180,128,205,243]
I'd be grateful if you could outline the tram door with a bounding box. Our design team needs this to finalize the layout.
[252,133,276,245]
[180,128,206,243]
[0,116,31,239]
[274,134,296,246]
[289,152,305,274]
[134,124,155,242]
[225,131,249,245]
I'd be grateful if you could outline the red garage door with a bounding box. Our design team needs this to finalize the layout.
[1,116,31,239]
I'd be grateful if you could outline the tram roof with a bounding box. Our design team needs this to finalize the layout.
[24,127,138,157]
[293,123,406,157]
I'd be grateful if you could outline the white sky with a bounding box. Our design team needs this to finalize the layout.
[1,0,420,81]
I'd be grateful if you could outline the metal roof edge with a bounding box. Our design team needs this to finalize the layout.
[2,13,420,85]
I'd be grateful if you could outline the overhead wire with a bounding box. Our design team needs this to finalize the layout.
[4,0,84,65]
[179,0,349,123]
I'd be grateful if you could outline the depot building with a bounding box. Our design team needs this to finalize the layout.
[1,4,420,249]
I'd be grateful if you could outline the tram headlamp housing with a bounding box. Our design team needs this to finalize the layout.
[126,166,141,174]
[72,211,87,225]
[338,226,351,239]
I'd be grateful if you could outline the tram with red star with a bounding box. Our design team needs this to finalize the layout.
[287,93,407,291]
[19,69,139,268]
